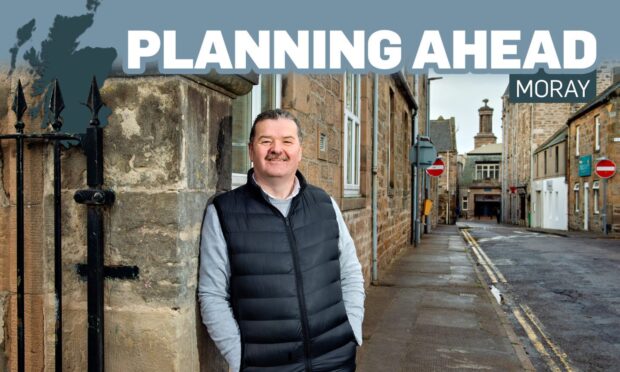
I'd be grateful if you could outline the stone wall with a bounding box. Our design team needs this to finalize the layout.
[281,73,416,283]
[567,91,620,233]
[0,74,251,371]
[415,76,439,230]
[0,71,421,369]
[501,99,573,224]
[64,75,233,371]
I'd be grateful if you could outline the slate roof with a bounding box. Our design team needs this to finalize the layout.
[567,80,620,125]
[534,127,568,155]
[430,116,456,152]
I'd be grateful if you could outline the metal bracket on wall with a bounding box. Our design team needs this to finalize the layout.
[74,189,116,205]
[75,264,140,281]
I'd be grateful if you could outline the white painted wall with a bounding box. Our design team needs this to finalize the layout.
[532,177,568,230]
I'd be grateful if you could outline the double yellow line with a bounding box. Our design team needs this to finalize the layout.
[513,304,574,372]
[460,228,575,372]
[462,229,506,284]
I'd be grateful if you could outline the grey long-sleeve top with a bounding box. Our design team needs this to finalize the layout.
[198,180,365,371]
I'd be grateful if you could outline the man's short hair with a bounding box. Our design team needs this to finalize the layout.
[249,109,303,143]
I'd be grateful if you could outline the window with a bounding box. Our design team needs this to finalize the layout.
[462,196,468,211]
[595,115,601,151]
[574,183,580,213]
[544,150,547,175]
[555,146,559,173]
[232,75,281,187]
[575,126,580,156]
[593,181,600,215]
[475,163,500,180]
[344,73,361,196]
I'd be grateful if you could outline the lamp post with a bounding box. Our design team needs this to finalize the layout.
[425,76,443,233]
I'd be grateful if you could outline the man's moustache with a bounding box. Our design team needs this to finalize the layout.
[265,155,289,160]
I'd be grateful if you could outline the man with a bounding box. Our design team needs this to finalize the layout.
[199,109,365,371]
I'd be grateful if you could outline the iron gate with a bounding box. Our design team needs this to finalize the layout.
[1,77,137,372]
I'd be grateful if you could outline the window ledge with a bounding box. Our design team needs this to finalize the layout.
[340,196,366,211]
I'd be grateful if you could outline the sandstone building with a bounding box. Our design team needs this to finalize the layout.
[501,62,620,226]
[429,116,457,224]
[567,81,620,234]
[0,71,427,371]
[459,100,502,220]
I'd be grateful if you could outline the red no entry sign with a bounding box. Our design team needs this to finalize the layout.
[426,158,445,177]
[595,159,616,179]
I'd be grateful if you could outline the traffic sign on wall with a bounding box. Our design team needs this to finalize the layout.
[595,159,616,179]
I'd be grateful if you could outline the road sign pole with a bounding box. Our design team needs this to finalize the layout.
[602,178,608,235]
[415,136,421,245]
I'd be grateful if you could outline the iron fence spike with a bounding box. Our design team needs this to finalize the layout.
[50,79,65,131]
[86,76,103,126]
[12,80,27,132]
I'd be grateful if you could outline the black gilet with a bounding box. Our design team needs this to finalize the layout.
[213,170,356,372]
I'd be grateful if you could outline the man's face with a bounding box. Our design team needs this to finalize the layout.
[249,117,302,182]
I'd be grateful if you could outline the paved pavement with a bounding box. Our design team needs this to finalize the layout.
[357,224,533,371]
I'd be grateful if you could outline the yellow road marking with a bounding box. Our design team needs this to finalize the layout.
[462,230,507,283]
[513,308,562,372]
[461,230,498,283]
[520,304,574,372]
[472,242,507,283]
[462,229,574,371]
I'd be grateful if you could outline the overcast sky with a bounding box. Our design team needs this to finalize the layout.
[429,73,509,154]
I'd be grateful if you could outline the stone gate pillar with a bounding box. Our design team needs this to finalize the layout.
[0,72,255,371]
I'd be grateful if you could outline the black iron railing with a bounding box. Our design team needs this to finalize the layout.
[1,77,137,372]
[74,76,116,372]
[2,79,81,372]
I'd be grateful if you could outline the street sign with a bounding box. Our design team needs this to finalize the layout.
[595,159,616,178]
[579,155,592,176]
[426,158,445,177]
[409,136,437,168]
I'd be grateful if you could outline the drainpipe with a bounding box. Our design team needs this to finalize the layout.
[425,78,430,233]
[446,151,450,224]
[412,108,419,245]
[512,104,518,224]
[529,104,534,227]
[372,73,379,284]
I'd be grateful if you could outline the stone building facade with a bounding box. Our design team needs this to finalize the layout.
[459,101,502,220]
[501,62,620,226]
[1,72,252,372]
[430,116,457,224]
[460,144,503,220]
[278,73,419,281]
[501,99,573,225]
[0,71,424,370]
[567,81,620,234]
